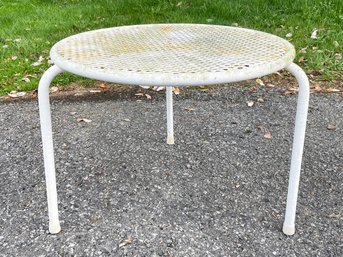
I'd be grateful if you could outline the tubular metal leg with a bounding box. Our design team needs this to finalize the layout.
[166,86,174,144]
[38,65,64,234]
[282,63,310,235]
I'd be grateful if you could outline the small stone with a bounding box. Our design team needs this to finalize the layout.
[166,239,173,247]
[247,101,254,107]
[244,128,252,134]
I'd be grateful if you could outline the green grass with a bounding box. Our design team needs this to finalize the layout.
[1,0,342,95]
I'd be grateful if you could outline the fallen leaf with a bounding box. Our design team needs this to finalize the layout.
[173,87,181,95]
[288,86,298,92]
[145,94,152,100]
[8,91,26,98]
[298,57,306,62]
[328,213,341,219]
[31,56,44,66]
[264,131,272,139]
[310,83,322,91]
[334,53,342,60]
[89,89,101,93]
[255,78,264,86]
[30,89,38,96]
[50,86,58,93]
[327,124,336,130]
[284,90,295,95]
[77,118,92,123]
[26,74,37,78]
[119,236,133,247]
[310,70,324,77]
[11,56,18,61]
[249,86,257,93]
[311,29,318,39]
[299,48,307,54]
[247,101,254,107]
[324,88,340,93]
[98,82,108,91]
[185,107,195,112]
[152,86,164,91]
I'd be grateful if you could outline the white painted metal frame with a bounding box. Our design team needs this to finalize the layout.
[38,25,310,236]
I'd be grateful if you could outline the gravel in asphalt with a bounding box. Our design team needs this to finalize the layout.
[0,85,342,256]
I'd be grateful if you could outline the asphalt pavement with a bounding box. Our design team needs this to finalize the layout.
[0,84,342,256]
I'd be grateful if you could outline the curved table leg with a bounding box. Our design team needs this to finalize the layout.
[38,65,64,234]
[166,86,174,144]
[283,63,310,235]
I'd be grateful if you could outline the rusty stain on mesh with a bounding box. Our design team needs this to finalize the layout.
[52,24,294,75]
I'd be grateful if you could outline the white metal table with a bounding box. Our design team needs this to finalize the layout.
[38,24,309,235]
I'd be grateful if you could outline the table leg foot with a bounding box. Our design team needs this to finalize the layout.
[49,221,61,234]
[38,65,64,234]
[283,63,310,236]
[282,223,295,236]
[167,133,175,145]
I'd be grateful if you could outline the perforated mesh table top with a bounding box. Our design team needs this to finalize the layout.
[51,24,295,86]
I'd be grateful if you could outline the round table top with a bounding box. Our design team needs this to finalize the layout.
[50,24,295,86]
